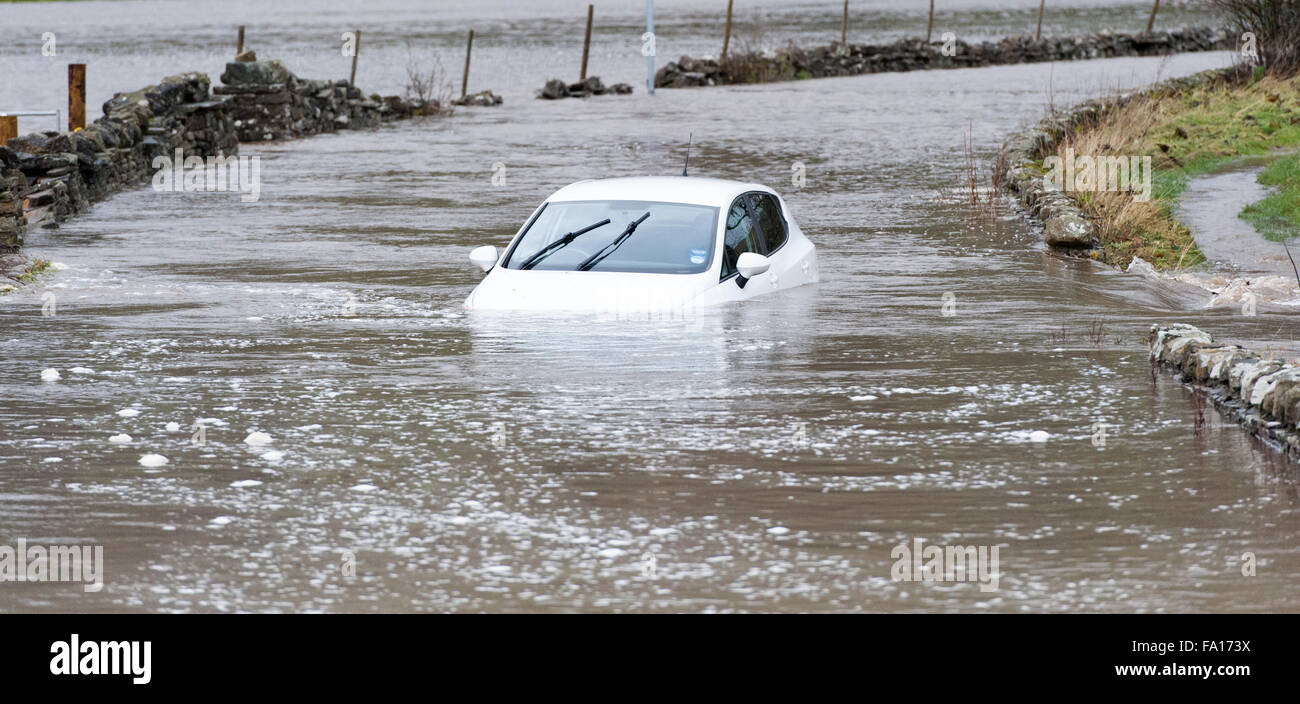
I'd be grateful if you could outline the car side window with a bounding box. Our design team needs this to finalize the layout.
[720,197,761,279]
[748,193,788,255]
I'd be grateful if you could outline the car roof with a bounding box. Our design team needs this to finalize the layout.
[545,176,775,207]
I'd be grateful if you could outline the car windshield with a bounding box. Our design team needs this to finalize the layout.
[504,200,718,274]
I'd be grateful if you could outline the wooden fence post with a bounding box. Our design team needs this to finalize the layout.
[0,116,17,147]
[841,0,848,45]
[581,5,594,81]
[462,30,474,98]
[349,30,360,87]
[68,64,85,131]
[722,0,734,58]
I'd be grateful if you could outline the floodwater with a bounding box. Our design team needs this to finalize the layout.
[1178,160,1294,277]
[3,1,1299,613]
[1156,159,1300,309]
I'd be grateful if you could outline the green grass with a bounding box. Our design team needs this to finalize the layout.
[1141,83,1300,208]
[1044,71,1300,270]
[1241,153,1300,241]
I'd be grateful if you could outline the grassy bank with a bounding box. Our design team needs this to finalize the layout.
[1241,152,1300,239]
[1045,69,1300,270]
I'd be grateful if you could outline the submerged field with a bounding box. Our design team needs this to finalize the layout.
[2,1,1299,614]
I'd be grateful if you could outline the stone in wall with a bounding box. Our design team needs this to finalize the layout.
[0,72,238,236]
[536,76,632,99]
[453,90,504,107]
[1150,323,1300,456]
[655,27,1230,88]
[0,149,25,249]
[217,58,413,141]
[216,59,304,141]
[2,58,418,254]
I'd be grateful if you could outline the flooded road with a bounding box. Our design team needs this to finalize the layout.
[3,1,1299,613]
[1178,160,1298,276]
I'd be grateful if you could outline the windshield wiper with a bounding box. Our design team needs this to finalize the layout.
[517,217,611,270]
[576,212,650,271]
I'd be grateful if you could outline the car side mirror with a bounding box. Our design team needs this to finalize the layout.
[469,245,498,273]
[736,252,770,279]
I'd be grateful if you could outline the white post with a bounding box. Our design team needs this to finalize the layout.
[646,0,655,95]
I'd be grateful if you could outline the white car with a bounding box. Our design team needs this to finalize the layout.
[463,176,818,312]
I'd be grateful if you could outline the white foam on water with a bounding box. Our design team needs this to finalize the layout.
[108,433,132,443]
[1005,430,1051,443]
[231,480,263,488]
[117,408,141,417]
[244,431,273,446]
[138,453,169,467]
[1128,256,1300,307]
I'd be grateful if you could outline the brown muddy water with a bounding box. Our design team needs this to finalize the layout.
[3,1,1299,613]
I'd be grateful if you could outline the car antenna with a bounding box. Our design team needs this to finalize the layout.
[682,132,692,177]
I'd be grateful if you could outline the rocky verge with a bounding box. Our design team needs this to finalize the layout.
[1,57,419,257]
[996,67,1235,253]
[216,53,413,142]
[655,27,1229,88]
[453,90,504,107]
[1151,323,1300,459]
[1,72,229,248]
[537,76,633,100]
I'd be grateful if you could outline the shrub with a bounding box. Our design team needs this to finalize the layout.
[403,43,455,116]
[1210,0,1300,76]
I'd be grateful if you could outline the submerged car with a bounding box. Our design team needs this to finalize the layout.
[463,176,819,312]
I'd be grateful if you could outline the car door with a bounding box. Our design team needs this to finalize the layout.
[696,191,796,306]
[719,194,763,281]
[746,192,788,258]
[712,193,769,301]
[744,192,792,291]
